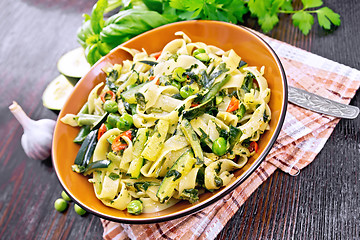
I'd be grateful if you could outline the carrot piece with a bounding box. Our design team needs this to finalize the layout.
[226,96,240,112]
[248,141,258,153]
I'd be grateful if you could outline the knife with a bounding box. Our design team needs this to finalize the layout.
[288,86,359,119]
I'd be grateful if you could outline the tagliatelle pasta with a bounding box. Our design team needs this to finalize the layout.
[61,32,271,214]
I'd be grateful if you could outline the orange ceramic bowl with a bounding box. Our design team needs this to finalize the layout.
[52,20,287,223]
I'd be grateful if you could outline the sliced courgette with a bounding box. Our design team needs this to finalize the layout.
[121,82,147,104]
[83,160,111,174]
[73,129,98,167]
[42,75,73,110]
[157,150,196,203]
[57,47,91,86]
[180,119,203,165]
[127,128,149,179]
[141,120,169,162]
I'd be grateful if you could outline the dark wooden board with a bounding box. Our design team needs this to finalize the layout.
[0,0,358,239]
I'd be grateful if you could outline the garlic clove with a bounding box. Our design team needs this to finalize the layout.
[9,101,56,160]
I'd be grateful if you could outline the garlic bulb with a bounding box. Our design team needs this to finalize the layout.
[9,101,56,160]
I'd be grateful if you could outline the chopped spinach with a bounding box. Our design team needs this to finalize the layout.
[108,172,120,180]
[105,69,118,92]
[241,72,255,93]
[138,60,158,66]
[135,92,146,110]
[263,110,269,123]
[214,176,223,187]
[165,169,182,181]
[215,161,222,174]
[134,182,151,191]
[196,167,205,187]
[181,189,199,203]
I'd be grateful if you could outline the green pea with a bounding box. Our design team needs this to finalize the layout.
[172,67,186,82]
[74,204,87,216]
[54,198,68,212]
[127,200,143,215]
[117,113,133,131]
[61,191,71,202]
[171,80,182,89]
[212,137,227,156]
[180,86,194,99]
[195,53,210,62]
[104,100,118,113]
[193,48,206,56]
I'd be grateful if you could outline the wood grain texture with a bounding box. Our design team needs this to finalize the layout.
[217,0,360,239]
[0,0,358,239]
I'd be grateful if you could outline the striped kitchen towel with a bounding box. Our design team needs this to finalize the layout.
[101,33,360,240]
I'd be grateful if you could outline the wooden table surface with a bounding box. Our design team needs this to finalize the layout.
[0,0,359,239]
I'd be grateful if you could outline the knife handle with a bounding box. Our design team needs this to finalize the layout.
[288,86,359,119]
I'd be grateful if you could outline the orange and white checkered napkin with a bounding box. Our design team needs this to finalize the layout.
[101,34,360,240]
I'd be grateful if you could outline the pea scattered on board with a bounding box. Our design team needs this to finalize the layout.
[61,191,72,202]
[54,198,68,212]
[74,204,87,216]
[54,191,87,216]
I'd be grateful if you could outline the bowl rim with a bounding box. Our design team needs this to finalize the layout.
[52,20,288,224]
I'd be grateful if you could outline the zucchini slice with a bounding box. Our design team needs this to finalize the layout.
[157,150,196,203]
[42,75,73,110]
[180,119,203,165]
[141,120,169,162]
[121,82,147,104]
[57,47,91,86]
[127,128,149,178]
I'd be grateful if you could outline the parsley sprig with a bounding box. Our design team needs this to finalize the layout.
[78,0,341,65]
[170,0,341,35]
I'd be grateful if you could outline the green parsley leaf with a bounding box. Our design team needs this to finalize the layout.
[169,0,204,13]
[280,0,294,11]
[248,0,283,33]
[316,7,341,29]
[248,0,266,18]
[259,13,279,33]
[301,0,323,9]
[202,3,218,20]
[270,0,286,15]
[225,0,249,23]
[292,11,314,35]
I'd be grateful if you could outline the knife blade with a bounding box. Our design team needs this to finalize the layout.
[288,86,359,119]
